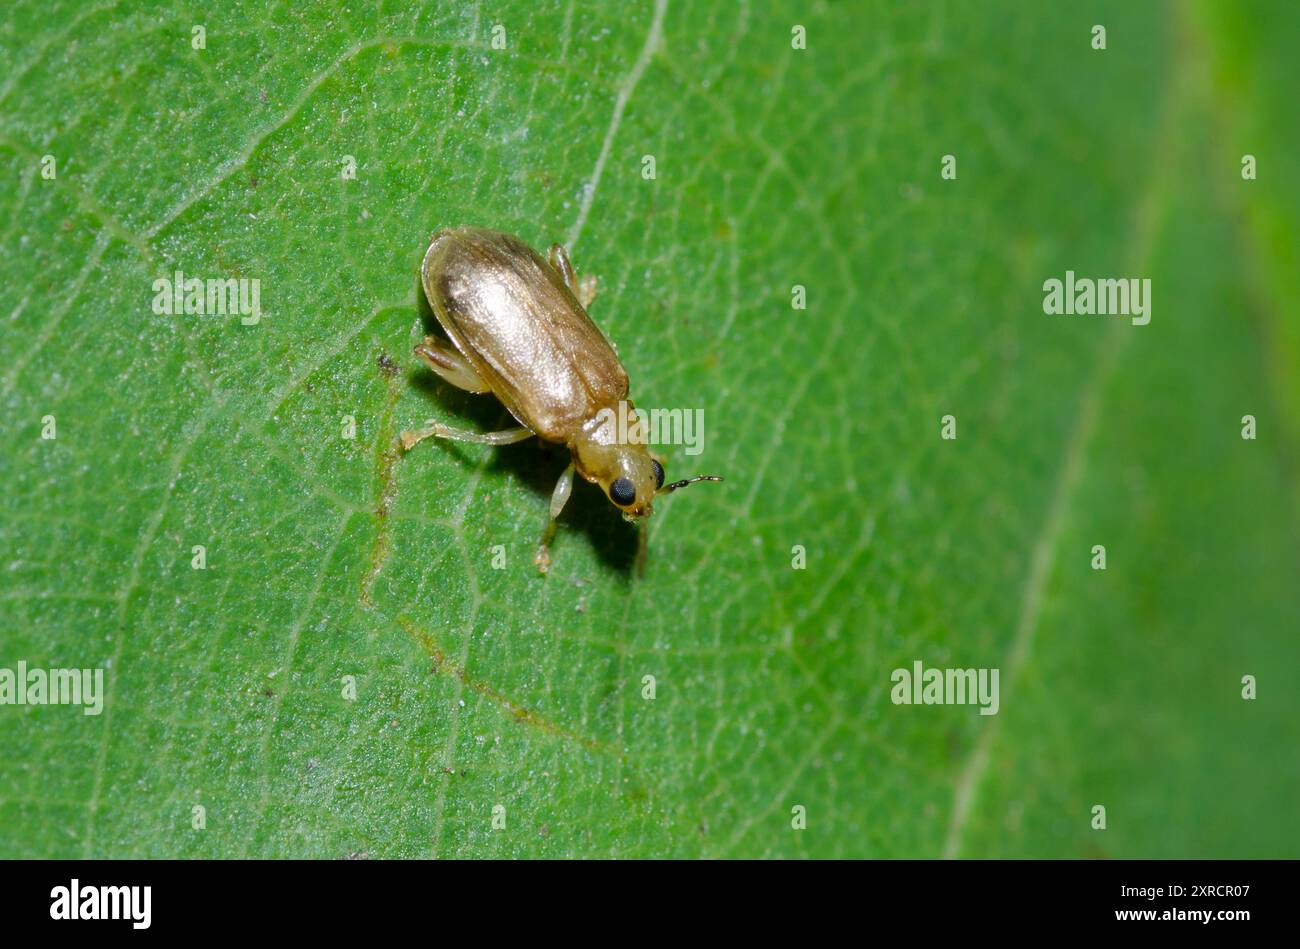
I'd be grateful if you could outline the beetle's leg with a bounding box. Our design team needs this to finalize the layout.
[413,335,491,393]
[533,462,575,575]
[399,422,533,452]
[548,243,576,287]
[548,243,598,308]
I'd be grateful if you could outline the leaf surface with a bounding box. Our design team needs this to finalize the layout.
[1,0,1297,857]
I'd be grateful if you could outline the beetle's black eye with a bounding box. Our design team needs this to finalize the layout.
[651,459,665,490]
[609,477,636,506]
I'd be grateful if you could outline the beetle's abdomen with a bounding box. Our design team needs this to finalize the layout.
[422,229,629,443]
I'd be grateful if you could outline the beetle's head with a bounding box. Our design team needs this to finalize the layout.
[610,449,664,520]
[572,407,722,520]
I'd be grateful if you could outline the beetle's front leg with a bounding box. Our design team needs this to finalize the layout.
[533,462,575,575]
[548,243,598,309]
[400,422,533,452]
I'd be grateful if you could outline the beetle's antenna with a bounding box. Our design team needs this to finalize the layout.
[635,520,649,579]
[660,474,723,494]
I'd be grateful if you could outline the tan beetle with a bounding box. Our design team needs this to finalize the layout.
[400,228,721,573]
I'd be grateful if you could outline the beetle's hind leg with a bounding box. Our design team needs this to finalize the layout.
[400,422,533,453]
[413,335,492,393]
[533,462,575,575]
[402,337,521,450]
[548,243,598,309]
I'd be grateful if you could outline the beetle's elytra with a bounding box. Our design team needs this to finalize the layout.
[400,227,721,573]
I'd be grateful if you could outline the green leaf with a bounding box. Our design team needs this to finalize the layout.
[2,0,1297,858]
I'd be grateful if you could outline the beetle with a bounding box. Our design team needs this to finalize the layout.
[400,227,721,573]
